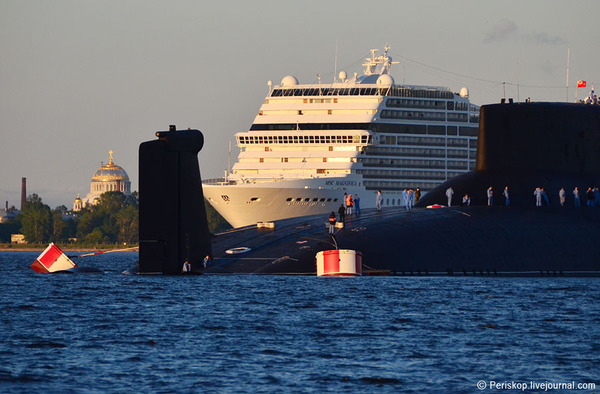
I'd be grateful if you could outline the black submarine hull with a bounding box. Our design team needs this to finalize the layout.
[205,205,600,276]
[205,102,600,276]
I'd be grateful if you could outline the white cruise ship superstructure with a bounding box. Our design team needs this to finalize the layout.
[203,47,480,228]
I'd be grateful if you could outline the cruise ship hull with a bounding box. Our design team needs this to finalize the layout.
[203,177,402,228]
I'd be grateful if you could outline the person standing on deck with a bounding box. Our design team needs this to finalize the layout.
[446,187,454,207]
[376,190,383,211]
[487,187,494,206]
[414,187,421,204]
[354,194,361,215]
[573,187,581,207]
[503,186,510,206]
[559,188,566,206]
[534,187,542,207]
[586,187,594,206]
[406,189,414,210]
[328,211,336,234]
[338,204,345,222]
[346,194,353,216]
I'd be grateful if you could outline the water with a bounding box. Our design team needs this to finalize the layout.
[1,252,599,393]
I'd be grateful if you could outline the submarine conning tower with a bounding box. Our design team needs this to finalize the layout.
[138,126,212,274]
[477,102,600,173]
[419,102,600,207]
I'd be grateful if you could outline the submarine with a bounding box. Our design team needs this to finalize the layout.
[139,102,600,276]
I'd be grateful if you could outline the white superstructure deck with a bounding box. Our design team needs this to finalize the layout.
[204,46,479,228]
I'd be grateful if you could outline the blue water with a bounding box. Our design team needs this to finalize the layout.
[1,252,599,393]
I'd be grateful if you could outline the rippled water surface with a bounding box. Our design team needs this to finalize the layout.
[1,251,599,393]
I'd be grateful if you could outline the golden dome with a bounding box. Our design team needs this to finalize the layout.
[92,150,130,182]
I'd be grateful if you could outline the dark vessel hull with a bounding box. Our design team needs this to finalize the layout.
[205,205,600,276]
[205,102,600,276]
[139,103,600,275]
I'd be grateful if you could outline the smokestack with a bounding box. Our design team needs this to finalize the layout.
[21,178,26,211]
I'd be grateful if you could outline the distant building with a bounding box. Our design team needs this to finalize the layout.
[73,150,131,211]
[0,207,20,223]
[11,234,26,244]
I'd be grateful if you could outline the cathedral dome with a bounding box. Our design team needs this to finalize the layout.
[92,151,130,182]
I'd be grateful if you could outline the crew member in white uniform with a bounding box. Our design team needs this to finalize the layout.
[534,187,542,207]
[446,187,454,207]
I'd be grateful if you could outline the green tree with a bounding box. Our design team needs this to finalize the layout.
[76,191,139,244]
[20,194,51,243]
[51,209,78,243]
[205,198,231,233]
[115,205,139,244]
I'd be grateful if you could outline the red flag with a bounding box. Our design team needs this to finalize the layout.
[577,80,587,88]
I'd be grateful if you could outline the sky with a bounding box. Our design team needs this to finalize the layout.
[2,0,600,209]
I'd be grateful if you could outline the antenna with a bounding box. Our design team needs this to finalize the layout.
[227,140,232,181]
[516,39,520,102]
[566,48,570,102]
[334,39,338,83]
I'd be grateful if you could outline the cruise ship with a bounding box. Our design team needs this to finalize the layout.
[203,46,480,228]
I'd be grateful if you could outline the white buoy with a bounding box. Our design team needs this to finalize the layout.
[316,249,362,276]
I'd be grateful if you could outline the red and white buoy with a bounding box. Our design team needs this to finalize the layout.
[316,249,362,277]
[31,243,77,273]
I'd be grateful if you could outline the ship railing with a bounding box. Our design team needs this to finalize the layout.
[202,178,237,186]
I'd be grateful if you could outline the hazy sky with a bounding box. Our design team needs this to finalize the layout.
[2,0,599,209]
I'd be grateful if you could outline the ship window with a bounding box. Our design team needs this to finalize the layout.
[282,158,288,162]
[428,126,446,135]
[326,198,332,202]
[265,147,269,151]
[298,110,303,115]
[333,198,338,202]
[259,158,264,163]
[317,169,326,174]
[286,198,293,201]
[320,198,326,202]
[329,146,333,151]
[328,110,332,115]
[250,197,260,201]
[304,198,310,202]
[323,158,327,162]
[447,101,454,110]
[313,198,318,202]
[296,198,302,202]
[392,199,395,205]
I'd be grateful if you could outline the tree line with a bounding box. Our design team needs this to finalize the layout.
[0,191,230,245]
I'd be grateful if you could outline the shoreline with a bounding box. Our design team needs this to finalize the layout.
[0,246,138,252]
